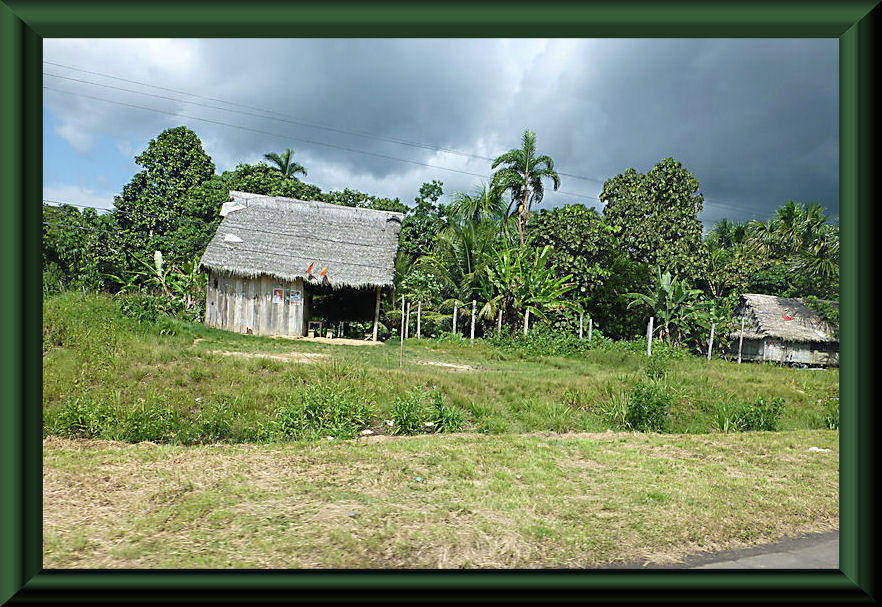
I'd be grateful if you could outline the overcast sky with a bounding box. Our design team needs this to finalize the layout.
[43,38,838,225]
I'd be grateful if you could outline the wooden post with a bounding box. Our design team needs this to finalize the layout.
[588,318,593,341]
[470,300,476,344]
[579,313,584,340]
[647,317,654,357]
[453,301,458,335]
[738,315,745,364]
[399,295,405,369]
[524,308,530,336]
[497,308,503,335]
[417,300,422,340]
[405,301,410,339]
[372,287,380,341]
[707,322,715,361]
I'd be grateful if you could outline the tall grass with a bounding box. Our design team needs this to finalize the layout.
[43,292,839,444]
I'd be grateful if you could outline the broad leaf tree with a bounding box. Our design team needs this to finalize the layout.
[400,180,451,259]
[527,204,649,338]
[601,157,706,284]
[112,126,216,272]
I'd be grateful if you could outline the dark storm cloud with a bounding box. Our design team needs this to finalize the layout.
[44,38,837,223]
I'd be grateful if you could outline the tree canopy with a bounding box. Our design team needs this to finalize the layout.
[601,157,706,283]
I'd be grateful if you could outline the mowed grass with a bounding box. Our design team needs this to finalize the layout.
[43,430,839,569]
[43,292,840,441]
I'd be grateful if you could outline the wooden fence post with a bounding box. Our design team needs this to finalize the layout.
[647,317,654,357]
[707,322,715,361]
[399,295,405,369]
[588,318,593,341]
[453,301,458,335]
[470,300,476,344]
[497,308,503,335]
[417,300,421,340]
[405,301,410,339]
[524,309,530,336]
[738,315,745,364]
[372,287,380,341]
[579,313,584,340]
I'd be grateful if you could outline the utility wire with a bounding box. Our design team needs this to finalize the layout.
[43,67,779,220]
[43,60,608,185]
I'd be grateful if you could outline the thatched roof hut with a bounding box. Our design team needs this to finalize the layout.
[734,294,837,343]
[199,191,404,339]
[200,190,404,289]
[730,293,838,366]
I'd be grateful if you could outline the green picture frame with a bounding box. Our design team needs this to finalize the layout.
[1,1,876,602]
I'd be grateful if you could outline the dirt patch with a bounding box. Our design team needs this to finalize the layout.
[208,350,328,363]
[418,360,476,372]
[274,336,383,347]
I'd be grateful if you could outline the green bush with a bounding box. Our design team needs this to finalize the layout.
[429,391,464,433]
[822,396,839,430]
[118,291,162,326]
[733,397,785,431]
[391,388,428,435]
[46,396,114,439]
[644,356,667,380]
[713,401,742,433]
[625,381,672,432]
[273,383,373,440]
[115,399,181,443]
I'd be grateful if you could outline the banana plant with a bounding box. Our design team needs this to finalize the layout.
[485,243,577,326]
[626,267,710,346]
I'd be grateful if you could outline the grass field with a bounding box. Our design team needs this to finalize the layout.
[43,292,839,442]
[43,430,838,568]
[42,292,839,568]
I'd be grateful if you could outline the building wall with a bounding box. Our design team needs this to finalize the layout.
[205,272,309,337]
[734,337,838,367]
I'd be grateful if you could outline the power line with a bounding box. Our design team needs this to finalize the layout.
[42,68,783,219]
[44,85,602,203]
[43,59,608,185]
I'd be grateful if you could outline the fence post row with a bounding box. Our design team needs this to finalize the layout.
[646,316,654,357]
[399,295,405,369]
[707,322,715,361]
[738,315,745,364]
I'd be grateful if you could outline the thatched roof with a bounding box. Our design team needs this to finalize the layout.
[199,191,404,289]
[732,293,838,343]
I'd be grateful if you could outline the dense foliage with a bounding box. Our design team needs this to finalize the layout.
[43,125,838,348]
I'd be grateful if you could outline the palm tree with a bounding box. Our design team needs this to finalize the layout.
[264,147,307,178]
[491,130,561,247]
[419,220,497,305]
[451,184,507,225]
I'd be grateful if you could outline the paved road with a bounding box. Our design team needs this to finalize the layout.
[690,531,839,569]
[612,531,839,569]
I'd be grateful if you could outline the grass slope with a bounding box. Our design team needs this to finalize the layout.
[43,431,839,569]
[43,292,839,442]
